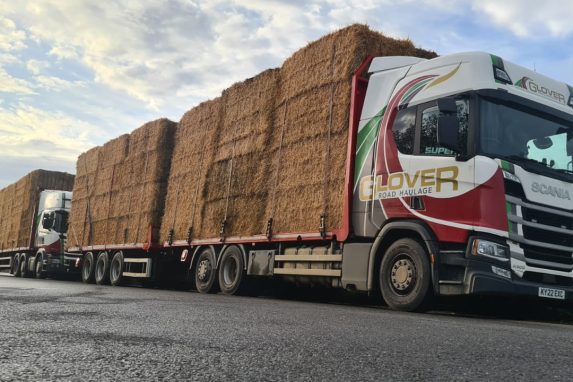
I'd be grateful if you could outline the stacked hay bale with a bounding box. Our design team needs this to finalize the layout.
[0,183,16,249]
[266,24,436,234]
[160,99,224,242]
[0,170,74,250]
[67,147,101,247]
[68,119,176,248]
[161,69,280,241]
[162,24,437,242]
[201,69,280,238]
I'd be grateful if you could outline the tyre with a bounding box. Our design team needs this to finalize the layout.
[20,254,31,278]
[379,238,433,312]
[218,246,245,295]
[194,248,219,294]
[35,255,46,279]
[13,254,22,277]
[110,252,124,286]
[95,252,110,285]
[81,252,96,284]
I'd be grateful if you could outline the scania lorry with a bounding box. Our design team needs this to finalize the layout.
[0,170,79,278]
[73,51,571,311]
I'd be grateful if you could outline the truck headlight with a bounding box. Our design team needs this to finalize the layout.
[472,239,509,262]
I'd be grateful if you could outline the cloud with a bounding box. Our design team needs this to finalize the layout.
[26,59,50,75]
[0,17,26,51]
[0,103,100,164]
[471,0,573,38]
[35,75,85,92]
[0,67,36,95]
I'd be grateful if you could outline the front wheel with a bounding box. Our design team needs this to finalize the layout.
[379,238,433,312]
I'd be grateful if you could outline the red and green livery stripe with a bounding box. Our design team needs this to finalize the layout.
[354,107,385,184]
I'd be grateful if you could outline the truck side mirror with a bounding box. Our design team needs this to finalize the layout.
[42,214,53,230]
[437,98,460,153]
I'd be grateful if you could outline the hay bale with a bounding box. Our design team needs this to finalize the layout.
[162,24,436,241]
[68,146,101,247]
[198,69,278,238]
[161,69,279,241]
[268,24,436,233]
[0,184,16,250]
[0,170,74,250]
[160,98,224,242]
[68,119,176,247]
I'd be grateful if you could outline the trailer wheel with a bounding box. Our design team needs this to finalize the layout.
[11,254,20,276]
[95,252,110,285]
[20,254,31,278]
[379,238,433,312]
[194,248,219,294]
[82,252,96,284]
[110,252,124,286]
[35,255,46,279]
[20,253,32,278]
[218,246,245,295]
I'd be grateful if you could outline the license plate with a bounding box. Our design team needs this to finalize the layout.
[538,287,565,300]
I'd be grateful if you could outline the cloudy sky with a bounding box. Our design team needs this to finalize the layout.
[1,0,572,187]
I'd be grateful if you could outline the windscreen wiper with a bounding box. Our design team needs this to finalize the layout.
[502,155,573,178]
[553,168,573,175]
[505,155,548,168]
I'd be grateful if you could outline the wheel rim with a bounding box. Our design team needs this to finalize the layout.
[222,257,238,286]
[36,258,42,275]
[197,257,212,283]
[389,255,416,294]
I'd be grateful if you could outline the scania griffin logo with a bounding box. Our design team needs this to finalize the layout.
[531,182,571,200]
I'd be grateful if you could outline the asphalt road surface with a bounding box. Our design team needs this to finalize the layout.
[1,275,572,381]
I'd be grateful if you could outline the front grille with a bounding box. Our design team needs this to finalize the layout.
[522,244,573,271]
[522,206,573,248]
[506,195,573,277]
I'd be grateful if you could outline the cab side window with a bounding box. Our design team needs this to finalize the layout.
[420,99,469,156]
[392,107,416,154]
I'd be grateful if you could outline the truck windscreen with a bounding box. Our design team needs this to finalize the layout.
[479,98,573,175]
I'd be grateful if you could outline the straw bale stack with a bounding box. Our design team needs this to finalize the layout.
[160,99,224,243]
[0,170,74,250]
[266,24,436,234]
[201,69,279,238]
[162,24,437,242]
[67,147,101,246]
[68,119,176,247]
